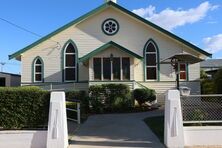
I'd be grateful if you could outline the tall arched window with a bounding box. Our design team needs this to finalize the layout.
[145,40,159,80]
[33,57,44,82]
[63,42,77,81]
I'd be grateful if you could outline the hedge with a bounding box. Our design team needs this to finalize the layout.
[0,87,50,129]
[0,87,90,129]
[89,84,132,113]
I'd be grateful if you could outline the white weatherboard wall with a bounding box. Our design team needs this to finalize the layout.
[184,126,222,146]
[0,130,47,148]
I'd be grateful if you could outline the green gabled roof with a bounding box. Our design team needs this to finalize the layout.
[79,41,143,62]
[9,1,212,60]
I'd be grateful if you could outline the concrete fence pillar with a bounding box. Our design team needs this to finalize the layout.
[47,92,68,148]
[164,90,184,148]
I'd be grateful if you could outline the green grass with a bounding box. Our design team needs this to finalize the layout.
[144,116,164,143]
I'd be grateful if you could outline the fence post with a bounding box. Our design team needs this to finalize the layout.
[50,83,53,91]
[164,90,184,148]
[47,91,68,148]
[77,102,81,124]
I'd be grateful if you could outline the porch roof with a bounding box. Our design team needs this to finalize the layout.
[79,41,143,62]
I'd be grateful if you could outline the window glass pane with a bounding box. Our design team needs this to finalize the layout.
[93,58,101,80]
[103,58,111,80]
[35,74,42,81]
[65,68,75,81]
[66,55,75,67]
[113,58,120,80]
[35,66,42,72]
[147,67,157,80]
[36,59,41,64]
[146,43,156,52]
[122,58,130,80]
[180,72,186,80]
[146,54,156,66]
[180,64,186,71]
[66,44,75,53]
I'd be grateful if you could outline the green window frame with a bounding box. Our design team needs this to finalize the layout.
[62,40,78,82]
[32,56,44,83]
[144,39,160,81]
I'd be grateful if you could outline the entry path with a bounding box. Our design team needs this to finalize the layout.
[69,110,165,148]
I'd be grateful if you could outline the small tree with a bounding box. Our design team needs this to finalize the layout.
[133,88,156,106]
[200,70,215,94]
[200,70,208,80]
[213,68,222,94]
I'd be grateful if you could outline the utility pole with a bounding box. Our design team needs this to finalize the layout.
[0,62,6,72]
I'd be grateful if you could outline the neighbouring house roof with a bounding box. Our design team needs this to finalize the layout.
[79,41,143,62]
[9,1,212,60]
[200,59,222,68]
[0,72,21,77]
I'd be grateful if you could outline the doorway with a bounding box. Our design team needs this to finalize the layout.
[0,77,6,87]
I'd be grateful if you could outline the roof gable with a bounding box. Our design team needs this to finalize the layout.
[9,1,212,60]
[79,41,142,62]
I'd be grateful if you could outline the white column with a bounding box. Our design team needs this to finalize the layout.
[47,92,68,148]
[164,90,184,148]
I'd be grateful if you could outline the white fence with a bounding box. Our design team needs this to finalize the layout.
[184,126,222,146]
[0,130,47,148]
[165,90,222,148]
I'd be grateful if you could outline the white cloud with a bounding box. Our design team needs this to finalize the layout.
[203,34,222,53]
[132,2,219,31]
[207,21,217,24]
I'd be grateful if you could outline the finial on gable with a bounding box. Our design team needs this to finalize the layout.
[105,0,117,3]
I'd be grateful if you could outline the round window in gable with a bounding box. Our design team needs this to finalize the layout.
[102,18,119,36]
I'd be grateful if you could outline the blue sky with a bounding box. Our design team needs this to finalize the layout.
[0,0,221,74]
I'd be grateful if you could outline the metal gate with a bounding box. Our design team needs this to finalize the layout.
[66,99,81,124]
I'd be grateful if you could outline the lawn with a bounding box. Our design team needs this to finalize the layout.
[144,116,164,143]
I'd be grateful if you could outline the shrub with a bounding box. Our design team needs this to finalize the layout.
[200,70,208,80]
[133,88,156,106]
[201,79,215,94]
[89,84,132,113]
[112,93,132,111]
[0,86,50,129]
[88,85,105,113]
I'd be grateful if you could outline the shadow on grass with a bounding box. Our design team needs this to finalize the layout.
[144,116,164,143]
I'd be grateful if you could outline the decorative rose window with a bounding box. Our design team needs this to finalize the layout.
[102,18,119,35]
